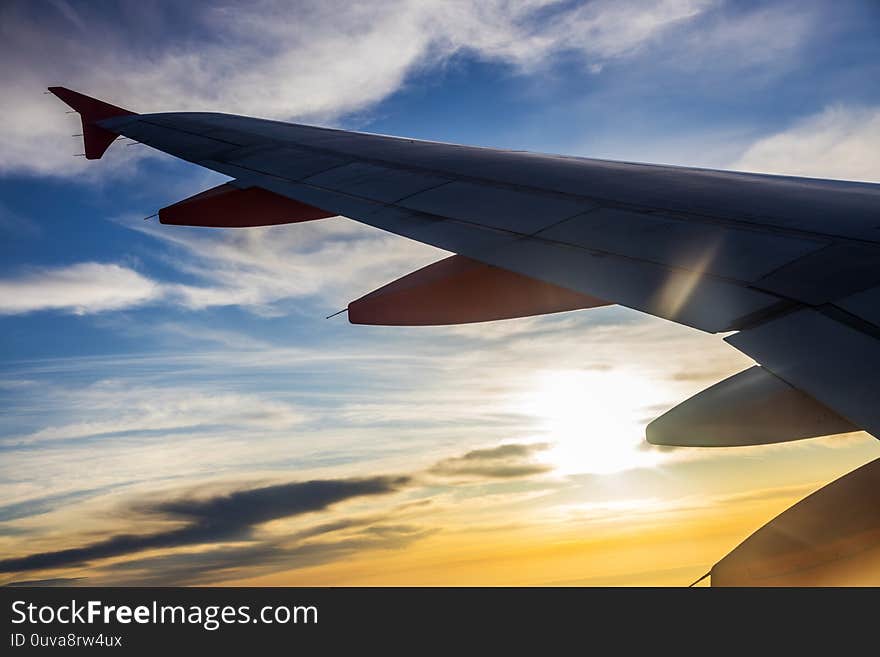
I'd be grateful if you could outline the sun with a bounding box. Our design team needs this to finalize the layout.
[515,368,672,475]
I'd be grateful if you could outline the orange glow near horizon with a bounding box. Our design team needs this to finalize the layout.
[222,484,813,587]
[2,313,878,587]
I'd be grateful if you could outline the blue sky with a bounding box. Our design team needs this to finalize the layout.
[1,0,879,586]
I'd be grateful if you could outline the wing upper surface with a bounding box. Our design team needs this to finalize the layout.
[96,110,880,436]
[101,111,880,335]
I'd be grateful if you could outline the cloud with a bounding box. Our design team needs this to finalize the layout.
[3,577,84,587]
[0,262,160,315]
[93,525,430,585]
[0,218,443,317]
[0,439,552,581]
[129,217,444,314]
[2,427,854,584]
[430,0,715,69]
[669,1,815,72]
[732,105,880,182]
[152,322,274,351]
[0,307,745,520]
[3,381,307,447]
[0,0,741,176]
[0,475,409,573]
[429,442,552,479]
[0,485,122,522]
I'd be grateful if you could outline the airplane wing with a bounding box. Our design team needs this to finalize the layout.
[49,87,880,584]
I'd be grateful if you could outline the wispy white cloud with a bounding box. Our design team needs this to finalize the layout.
[0,307,750,490]
[667,2,816,72]
[1,0,805,176]
[732,105,880,182]
[0,262,160,315]
[0,217,443,317]
[130,216,445,314]
[3,380,307,447]
[421,0,715,70]
[152,322,275,351]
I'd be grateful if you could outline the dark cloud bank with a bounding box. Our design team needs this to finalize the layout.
[0,477,408,576]
[1,441,552,584]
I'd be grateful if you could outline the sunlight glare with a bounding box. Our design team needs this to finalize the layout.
[517,369,672,475]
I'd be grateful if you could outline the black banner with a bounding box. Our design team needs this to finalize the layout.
[0,586,871,652]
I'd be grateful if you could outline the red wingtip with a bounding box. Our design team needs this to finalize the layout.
[48,87,137,159]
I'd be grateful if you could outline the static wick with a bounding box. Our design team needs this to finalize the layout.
[142,213,158,222]
[688,571,710,588]
[325,308,348,320]
[73,153,86,157]
[72,133,83,137]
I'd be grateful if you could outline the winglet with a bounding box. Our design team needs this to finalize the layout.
[47,87,137,159]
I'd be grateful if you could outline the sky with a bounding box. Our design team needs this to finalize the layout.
[1,0,879,587]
